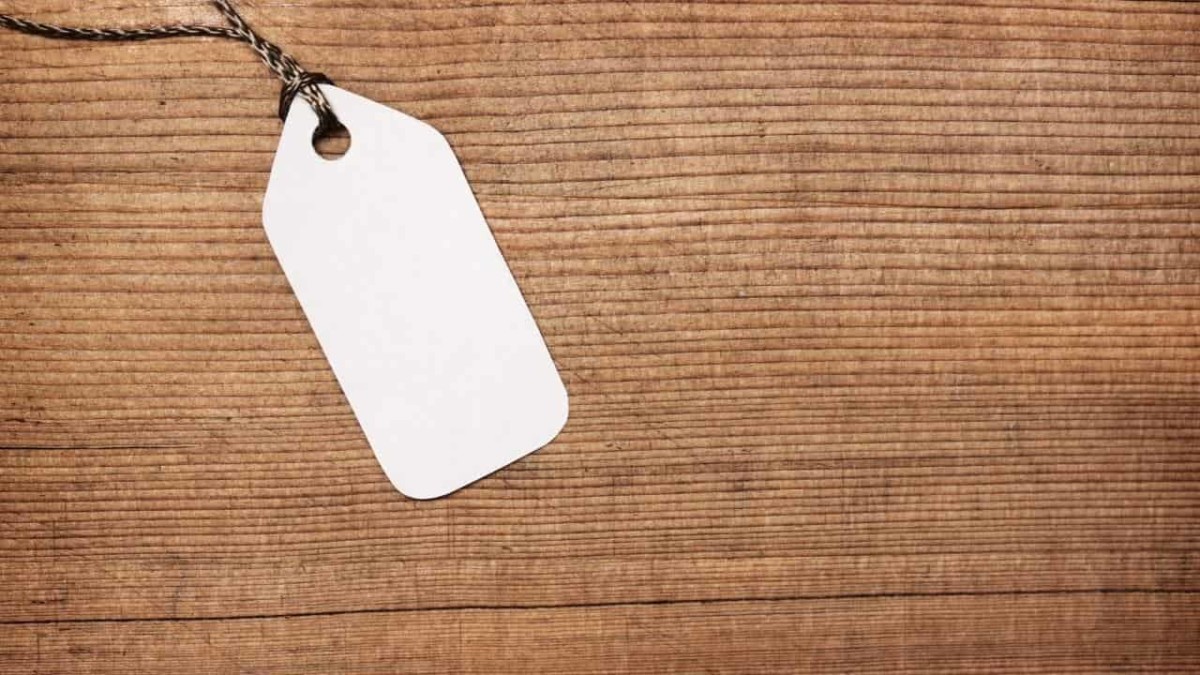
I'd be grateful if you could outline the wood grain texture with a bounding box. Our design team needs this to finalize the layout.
[1,0,1198,672]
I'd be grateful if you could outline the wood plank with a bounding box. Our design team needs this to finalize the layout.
[1,0,1198,671]
[3,593,1197,674]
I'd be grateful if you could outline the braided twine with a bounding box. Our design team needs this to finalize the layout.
[0,0,341,135]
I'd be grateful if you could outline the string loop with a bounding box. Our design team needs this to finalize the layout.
[0,0,340,134]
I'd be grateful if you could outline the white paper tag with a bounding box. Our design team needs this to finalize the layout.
[262,85,568,499]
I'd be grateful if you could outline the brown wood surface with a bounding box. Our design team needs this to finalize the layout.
[1,0,1198,672]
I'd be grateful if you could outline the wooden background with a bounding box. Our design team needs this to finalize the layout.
[1,0,1198,672]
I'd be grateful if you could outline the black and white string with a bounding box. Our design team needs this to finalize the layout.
[0,0,341,136]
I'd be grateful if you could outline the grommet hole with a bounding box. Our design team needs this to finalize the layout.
[313,124,351,160]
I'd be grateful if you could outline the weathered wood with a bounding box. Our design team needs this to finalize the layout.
[3,594,1197,674]
[1,0,1197,671]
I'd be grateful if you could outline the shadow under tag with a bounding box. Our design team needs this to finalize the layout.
[262,85,569,499]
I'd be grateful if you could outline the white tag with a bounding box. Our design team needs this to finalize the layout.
[262,85,568,499]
